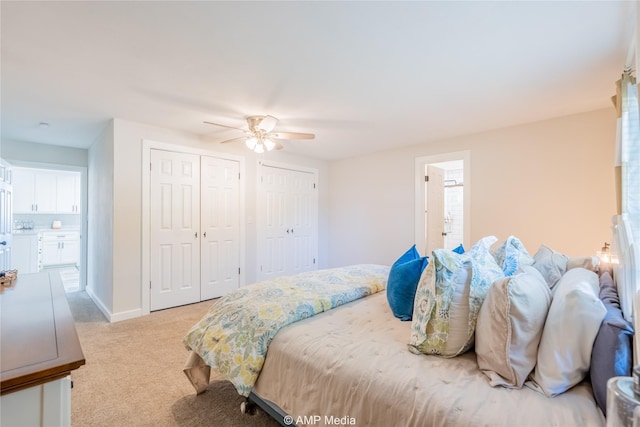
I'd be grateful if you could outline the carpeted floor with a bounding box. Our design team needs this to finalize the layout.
[66,291,281,426]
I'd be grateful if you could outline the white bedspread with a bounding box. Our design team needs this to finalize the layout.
[253,291,605,427]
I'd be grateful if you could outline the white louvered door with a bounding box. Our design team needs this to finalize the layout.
[259,164,317,281]
[150,150,201,311]
[200,156,240,300]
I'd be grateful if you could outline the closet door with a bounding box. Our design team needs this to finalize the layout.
[261,166,288,278]
[150,150,201,311]
[288,170,316,274]
[259,164,317,280]
[200,156,240,300]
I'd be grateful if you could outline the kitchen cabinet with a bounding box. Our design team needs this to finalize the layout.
[13,168,81,214]
[56,171,81,213]
[13,168,57,213]
[39,231,80,268]
[12,234,38,274]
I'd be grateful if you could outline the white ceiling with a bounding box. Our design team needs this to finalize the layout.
[1,1,634,160]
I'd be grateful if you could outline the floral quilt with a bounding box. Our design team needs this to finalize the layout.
[183,264,390,396]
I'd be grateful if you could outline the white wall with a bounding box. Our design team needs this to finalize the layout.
[94,118,329,320]
[1,139,88,167]
[87,122,114,313]
[328,108,617,267]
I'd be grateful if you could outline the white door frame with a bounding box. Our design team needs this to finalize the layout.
[415,151,471,255]
[7,160,88,289]
[141,139,245,316]
[256,160,318,281]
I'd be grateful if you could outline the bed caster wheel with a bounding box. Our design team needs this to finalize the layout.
[241,400,256,415]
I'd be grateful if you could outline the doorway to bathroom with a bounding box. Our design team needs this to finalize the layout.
[414,151,470,256]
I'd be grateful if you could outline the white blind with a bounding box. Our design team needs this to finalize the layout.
[619,71,640,244]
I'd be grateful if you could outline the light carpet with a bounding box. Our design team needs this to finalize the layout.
[67,291,280,426]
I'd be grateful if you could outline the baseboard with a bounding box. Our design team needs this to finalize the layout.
[85,286,142,323]
[109,307,143,323]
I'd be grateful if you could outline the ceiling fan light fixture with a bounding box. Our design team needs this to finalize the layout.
[245,136,257,150]
[253,143,265,154]
[263,138,276,151]
[205,115,315,152]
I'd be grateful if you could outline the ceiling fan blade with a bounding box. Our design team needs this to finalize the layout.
[270,131,315,140]
[217,136,247,144]
[274,141,284,150]
[203,121,247,132]
[256,115,278,133]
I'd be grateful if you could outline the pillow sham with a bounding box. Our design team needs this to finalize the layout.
[476,266,551,389]
[409,237,504,357]
[387,245,428,321]
[526,268,606,397]
[531,244,568,290]
[491,236,534,276]
[590,272,634,416]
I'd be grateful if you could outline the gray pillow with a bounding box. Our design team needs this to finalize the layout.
[531,245,568,289]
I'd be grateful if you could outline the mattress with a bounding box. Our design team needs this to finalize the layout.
[253,291,605,427]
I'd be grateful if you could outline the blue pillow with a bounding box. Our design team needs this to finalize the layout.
[452,244,465,254]
[590,272,634,416]
[387,245,428,321]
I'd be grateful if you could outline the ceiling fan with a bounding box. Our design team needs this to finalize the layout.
[203,115,315,153]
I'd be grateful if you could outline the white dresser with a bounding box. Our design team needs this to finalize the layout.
[0,271,85,426]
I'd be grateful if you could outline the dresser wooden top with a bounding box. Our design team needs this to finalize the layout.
[0,271,85,394]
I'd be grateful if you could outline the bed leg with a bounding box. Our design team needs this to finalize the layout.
[241,399,257,415]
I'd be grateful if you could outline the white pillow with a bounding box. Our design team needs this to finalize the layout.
[526,268,606,397]
[476,267,551,388]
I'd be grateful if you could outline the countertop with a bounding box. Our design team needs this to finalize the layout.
[12,227,80,236]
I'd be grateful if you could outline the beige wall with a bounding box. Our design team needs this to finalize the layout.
[328,108,617,267]
[90,108,616,320]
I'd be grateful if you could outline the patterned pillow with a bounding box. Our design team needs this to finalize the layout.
[491,236,534,276]
[409,237,504,357]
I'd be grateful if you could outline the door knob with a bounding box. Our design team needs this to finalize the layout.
[0,241,5,246]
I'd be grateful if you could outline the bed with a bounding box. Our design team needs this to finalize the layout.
[183,216,637,427]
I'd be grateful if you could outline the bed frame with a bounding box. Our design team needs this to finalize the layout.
[242,215,638,426]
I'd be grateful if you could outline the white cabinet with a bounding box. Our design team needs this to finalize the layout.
[39,231,80,268]
[12,234,38,273]
[56,171,81,213]
[1,376,71,427]
[14,168,58,213]
[13,168,81,214]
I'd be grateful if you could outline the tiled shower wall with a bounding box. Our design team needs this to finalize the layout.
[444,168,464,250]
